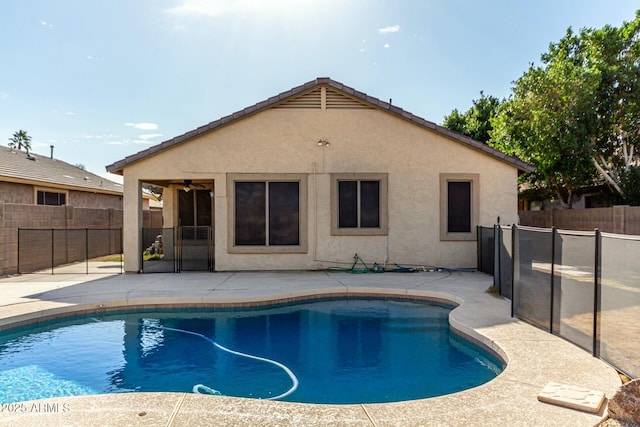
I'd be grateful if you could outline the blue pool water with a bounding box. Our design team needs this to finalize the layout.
[0,299,504,404]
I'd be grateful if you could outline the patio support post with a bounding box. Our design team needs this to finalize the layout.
[123,176,142,273]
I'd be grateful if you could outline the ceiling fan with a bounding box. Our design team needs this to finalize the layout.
[182,179,206,192]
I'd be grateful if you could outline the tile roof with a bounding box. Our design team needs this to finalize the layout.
[0,145,123,194]
[106,77,534,174]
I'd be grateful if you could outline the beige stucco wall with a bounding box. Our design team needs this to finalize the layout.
[121,106,518,272]
[68,190,122,209]
[0,181,34,204]
[0,181,124,209]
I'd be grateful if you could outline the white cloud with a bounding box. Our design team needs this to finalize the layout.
[138,133,163,140]
[384,43,390,48]
[106,137,155,145]
[85,134,118,139]
[125,122,158,130]
[86,55,94,60]
[166,0,316,18]
[378,25,400,34]
[0,91,8,100]
[40,19,53,29]
[166,0,262,17]
[65,111,76,116]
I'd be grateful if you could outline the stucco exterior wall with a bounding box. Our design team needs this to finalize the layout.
[0,180,123,209]
[122,107,518,271]
[0,181,34,204]
[68,190,123,209]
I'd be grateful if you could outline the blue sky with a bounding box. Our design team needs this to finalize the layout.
[1,1,637,183]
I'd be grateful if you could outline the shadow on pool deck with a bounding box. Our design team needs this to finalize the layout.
[0,270,622,426]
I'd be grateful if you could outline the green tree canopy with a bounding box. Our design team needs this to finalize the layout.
[443,92,502,144]
[489,11,640,207]
[8,129,32,152]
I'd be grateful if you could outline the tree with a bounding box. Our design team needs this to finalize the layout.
[588,13,640,201]
[74,163,86,170]
[8,129,32,152]
[489,11,640,207]
[443,92,502,143]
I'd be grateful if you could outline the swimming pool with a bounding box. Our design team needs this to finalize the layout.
[0,298,504,404]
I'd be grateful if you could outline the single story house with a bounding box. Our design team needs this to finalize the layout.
[106,78,533,273]
[0,145,126,208]
[0,145,162,276]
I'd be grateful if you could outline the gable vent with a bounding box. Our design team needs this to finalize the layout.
[275,88,322,109]
[325,88,373,109]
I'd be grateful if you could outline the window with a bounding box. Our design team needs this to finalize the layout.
[331,173,388,236]
[36,189,66,206]
[440,174,479,241]
[227,174,308,254]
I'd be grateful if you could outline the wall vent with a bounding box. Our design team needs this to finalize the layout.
[275,88,322,109]
[325,88,373,109]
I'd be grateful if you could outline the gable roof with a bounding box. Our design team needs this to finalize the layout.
[0,145,123,194]
[106,77,534,174]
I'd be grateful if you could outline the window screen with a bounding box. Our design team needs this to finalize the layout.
[338,180,380,228]
[235,181,299,246]
[235,182,266,245]
[447,181,471,233]
[269,182,300,245]
[37,190,66,206]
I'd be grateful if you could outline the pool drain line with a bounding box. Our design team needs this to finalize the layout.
[91,318,299,400]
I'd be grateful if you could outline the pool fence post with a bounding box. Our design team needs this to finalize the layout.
[120,228,123,275]
[593,229,601,358]
[85,228,89,274]
[17,228,21,274]
[51,228,55,275]
[510,224,517,318]
[549,226,556,334]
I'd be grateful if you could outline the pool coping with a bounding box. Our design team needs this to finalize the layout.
[0,271,622,426]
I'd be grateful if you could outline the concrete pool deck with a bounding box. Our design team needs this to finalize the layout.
[0,269,621,426]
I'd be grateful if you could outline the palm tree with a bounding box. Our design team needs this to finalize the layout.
[8,130,32,153]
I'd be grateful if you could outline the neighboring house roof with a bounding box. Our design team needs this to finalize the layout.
[0,145,123,195]
[106,77,534,174]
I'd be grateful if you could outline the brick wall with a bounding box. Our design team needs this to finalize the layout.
[0,203,162,275]
[519,206,640,235]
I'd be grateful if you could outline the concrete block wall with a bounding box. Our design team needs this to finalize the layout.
[0,204,162,275]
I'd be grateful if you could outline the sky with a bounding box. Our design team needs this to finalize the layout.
[1,0,638,184]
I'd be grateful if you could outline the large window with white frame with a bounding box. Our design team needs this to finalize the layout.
[227,173,307,254]
[439,173,479,241]
[331,173,388,236]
